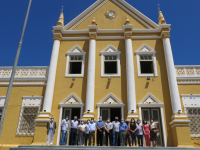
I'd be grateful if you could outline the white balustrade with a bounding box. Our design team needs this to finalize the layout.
[175,66,200,77]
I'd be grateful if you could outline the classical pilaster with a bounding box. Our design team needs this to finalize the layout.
[123,24,138,119]
[42,33,61,113]
[82,24,98,119]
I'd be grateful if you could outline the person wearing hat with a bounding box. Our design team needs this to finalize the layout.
[46,117,57,146]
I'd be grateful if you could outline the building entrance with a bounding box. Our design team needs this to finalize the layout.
[100,108,121,146]
[60,108,81,146]
[141,108,163,146]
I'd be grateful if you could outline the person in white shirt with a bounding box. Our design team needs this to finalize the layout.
[46,117,56,146]
[85,119,90,146]
[105,118,113,146]
[78,120,86,146]
[88,118,96,146]
[60,116,69,145]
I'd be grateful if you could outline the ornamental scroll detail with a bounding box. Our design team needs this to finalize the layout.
[105,10,117,20]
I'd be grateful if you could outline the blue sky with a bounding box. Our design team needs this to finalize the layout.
[0,0,199,67]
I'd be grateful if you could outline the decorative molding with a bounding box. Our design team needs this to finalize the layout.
[89,33,97,39]
[53,33,62,41]
[59,93,84,107]
[104,10,117,20]
[162,32,170,40]
[177,79,200,84]
[65,45,86,77]
[0,67,48,79]
[16,97,43,136]
[63,0,159,30]
[0,81,46,86]
[182,95,200,107]
[135,44,158,77]
[101,45,121,77]
[125,33,132,39]
[97,93,124,105]
[138,93,163,107]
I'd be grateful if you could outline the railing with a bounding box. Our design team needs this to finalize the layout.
[175,66,200,77]
[0,67,49,78]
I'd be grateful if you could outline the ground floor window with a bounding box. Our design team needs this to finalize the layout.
[18,107,39,135]
[186,108,200,135]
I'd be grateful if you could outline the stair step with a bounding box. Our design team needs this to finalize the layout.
[10,146,200,150]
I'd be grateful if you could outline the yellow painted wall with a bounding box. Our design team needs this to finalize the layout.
[178,84,200,147]
[0,86,45,147]
[72,0,149,30]
[49,37,175,146]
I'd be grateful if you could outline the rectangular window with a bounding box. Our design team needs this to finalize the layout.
[18,107,39,134]
[140,55,154,74]
[69,56,82,74]
[104,56,117,74]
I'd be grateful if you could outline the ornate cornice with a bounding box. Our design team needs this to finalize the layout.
[53,33,62,41]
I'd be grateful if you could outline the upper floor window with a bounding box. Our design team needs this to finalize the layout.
[135,44,158,77]
[140,55,154,74]
[0,97,5,121]
[101,45,121,77]
[65,45,86,77]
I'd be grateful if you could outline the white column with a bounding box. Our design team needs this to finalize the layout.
[163,37,182,113]
[85,39,96,114]
[56,106,63,145]
[43,39,60,112]
[125,38,137,114]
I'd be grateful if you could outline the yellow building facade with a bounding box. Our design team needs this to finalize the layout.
[0,0,200,149]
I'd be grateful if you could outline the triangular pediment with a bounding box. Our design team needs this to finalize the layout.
[64,0,158,30]
[139,93,162,105]
[67,45,86,54]
[136,44,155,52]
[60,93,83,105]
[99,93,123,104]
[101,45,121,54]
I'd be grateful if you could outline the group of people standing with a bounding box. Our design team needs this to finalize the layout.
[46,116,159,147]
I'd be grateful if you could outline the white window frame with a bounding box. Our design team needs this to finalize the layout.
[135,44,158,77]
[101,45,121,77]
[16,96,43,136]
[65,45,86,77]
[0,97,5,121]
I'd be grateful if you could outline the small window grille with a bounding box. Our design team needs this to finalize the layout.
[18,107,39,134]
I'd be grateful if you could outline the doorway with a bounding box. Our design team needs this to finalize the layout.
[100,108,121,146]
[61,108,81,146]
[141,108,163,146]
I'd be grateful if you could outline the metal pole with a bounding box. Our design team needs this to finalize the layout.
[0,0,32,138]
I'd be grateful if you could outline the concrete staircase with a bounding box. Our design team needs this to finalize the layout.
[10,146,200,150]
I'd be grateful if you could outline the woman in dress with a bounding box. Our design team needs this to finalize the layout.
[129,118,138,146]
[142,119,150,147]
[150,118,158,147]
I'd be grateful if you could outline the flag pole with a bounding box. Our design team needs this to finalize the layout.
[0,0,32,138]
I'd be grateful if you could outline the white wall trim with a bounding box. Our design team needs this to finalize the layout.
[100,45,121,77]
[0,97,6,107]
[65,45,86,77]
[135,44,158,77]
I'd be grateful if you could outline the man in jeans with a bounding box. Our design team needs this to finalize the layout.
[60,116,69,145]
[105,118,113,146]
[89,118,96,146]
[96,116,105,146]
[112,117,120,146]
[85,119,90,146]
[119,118,127,146]
[70,116,79,145]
